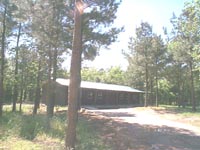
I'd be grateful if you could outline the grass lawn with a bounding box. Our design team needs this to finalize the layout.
[158,105,200,116]
[0,104,110,150]
[152,105,200,127]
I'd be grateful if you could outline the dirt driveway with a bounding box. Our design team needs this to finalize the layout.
[82,107,200,150]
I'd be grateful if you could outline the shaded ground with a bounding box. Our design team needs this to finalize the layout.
[81,107,200,150]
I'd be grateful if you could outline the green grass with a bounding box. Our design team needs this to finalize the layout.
[0,104,110,150]
[152,105,200,127]
[76,118,110,150]
[159,105,200,115]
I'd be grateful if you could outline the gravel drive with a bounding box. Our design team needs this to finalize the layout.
[83,107,200,150]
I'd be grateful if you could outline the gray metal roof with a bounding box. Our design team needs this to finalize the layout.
[56,78,143,93]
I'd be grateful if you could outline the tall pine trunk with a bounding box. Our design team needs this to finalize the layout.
[19,87,24,112]
[51,47,58,112]
[46,1,58,117]
[155,68,158,107]
[46,47,53,117]
[144,62,148,107]
[19,60,25,112]
[0,5,7,116]
[150,76,153,106]
[50,0,57,117]
[33,57,42,114]
[189,61,196,111]
[46,47,58,117]
[177,64,181,107]
[155,58,159,107]
[12,23,21,112]
[65,0,83,149]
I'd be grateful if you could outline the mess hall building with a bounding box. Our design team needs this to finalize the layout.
[41,78,143,106]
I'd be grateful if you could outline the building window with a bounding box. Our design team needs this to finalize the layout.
[87,91,93,100]
[97,91,103,100]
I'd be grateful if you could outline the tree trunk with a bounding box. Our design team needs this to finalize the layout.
[12,23,21,112]
[155,57,159,107]
[46,0,59,117]
[177,64,181,107]
[19,63,25,112]
[46,47,53,117]
[189,61,196,111]
[150,76,153,106]
[65,0,83,149]
[19,89,27,111]
[144,62,148,107]
[0,5,7,116]
[47,47,58,117]
[155,67,158,107]
[19,88,24,112]
[33,57,42,115]
[52,47,58,108]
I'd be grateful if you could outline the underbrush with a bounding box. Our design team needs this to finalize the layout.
[0,105,110,150]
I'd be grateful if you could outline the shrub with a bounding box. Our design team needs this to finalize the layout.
[20,115,39,140]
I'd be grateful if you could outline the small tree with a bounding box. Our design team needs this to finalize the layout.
[125,22,153,107]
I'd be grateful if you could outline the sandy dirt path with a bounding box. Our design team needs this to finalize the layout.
[82,107,200,150]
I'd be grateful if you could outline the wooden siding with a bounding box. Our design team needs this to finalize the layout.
[41,82,141,106]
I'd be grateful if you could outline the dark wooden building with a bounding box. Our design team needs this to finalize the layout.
[41,78,143,106]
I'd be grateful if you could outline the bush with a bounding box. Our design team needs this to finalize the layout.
[20,115,39,140]
[1,105,110,149]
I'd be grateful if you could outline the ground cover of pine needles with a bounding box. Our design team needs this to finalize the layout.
[0,104,110,150]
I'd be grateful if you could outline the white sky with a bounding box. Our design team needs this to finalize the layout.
[65,0,189,70]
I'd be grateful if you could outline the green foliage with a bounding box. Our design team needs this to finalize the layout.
[158,79,175,104]
[81,66,126,85]
[167,0,200,110]
[0,0,122,113]
[81,67,103,82]
[20,115,41,140]
[125,22,166,106]
[124,0,200,107]
[105,66,125,85]
[82,0,123,60]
